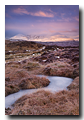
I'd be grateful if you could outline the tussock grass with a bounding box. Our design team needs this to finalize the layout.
[10,76,79,115]
[11,90,79,115]
[5,40,79,115]
[5,55,14,60]
[23,62,40,70]
[5,68,50,96]
[67,76,79,90]
[43,61,74,78]
[19,76,50,89]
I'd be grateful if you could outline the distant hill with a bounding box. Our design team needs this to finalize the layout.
[36,40,79,48]
[6,34,79,48]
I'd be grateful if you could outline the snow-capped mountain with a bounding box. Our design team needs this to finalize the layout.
[9,34,46,41]
[10,34,28,41]
[9,34,79,44]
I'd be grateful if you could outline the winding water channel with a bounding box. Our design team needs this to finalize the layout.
[5,75,73,108]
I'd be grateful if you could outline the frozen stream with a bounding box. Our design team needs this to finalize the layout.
[5,75,73,108]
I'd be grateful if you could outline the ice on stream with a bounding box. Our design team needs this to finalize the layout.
[5,75,73,108]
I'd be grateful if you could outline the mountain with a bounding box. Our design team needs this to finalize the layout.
[9,34,28,41]
[9,34,45,42]
[8,34,79,47]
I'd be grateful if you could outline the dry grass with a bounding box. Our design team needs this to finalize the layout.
[11,90,79,115]
[67,76,79,90]
[9,76,79,115]
[23,61,40,71]
[5,85,20,97]
[5,68,50,96]
[43,61,74,78]
[5,40,43,53]
[5,40,79,115]
[19,76,50,89]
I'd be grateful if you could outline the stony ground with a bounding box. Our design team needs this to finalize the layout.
[5,40,79,115]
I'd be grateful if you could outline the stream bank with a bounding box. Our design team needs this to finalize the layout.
[5,75,73,108]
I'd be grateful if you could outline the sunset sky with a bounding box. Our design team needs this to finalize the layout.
[5,5,79,41]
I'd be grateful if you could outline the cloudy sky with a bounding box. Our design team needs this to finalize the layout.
[5,5,79,41]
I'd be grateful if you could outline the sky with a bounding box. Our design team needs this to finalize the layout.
[5,5,79,42]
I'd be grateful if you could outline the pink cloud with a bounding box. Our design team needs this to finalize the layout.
[13,8,54,18]
[13,8,29,15]
[33,11,54,17]
[49,35,74,42]
[73,16,79,22]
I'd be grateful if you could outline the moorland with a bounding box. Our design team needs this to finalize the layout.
[5,40,79,115]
